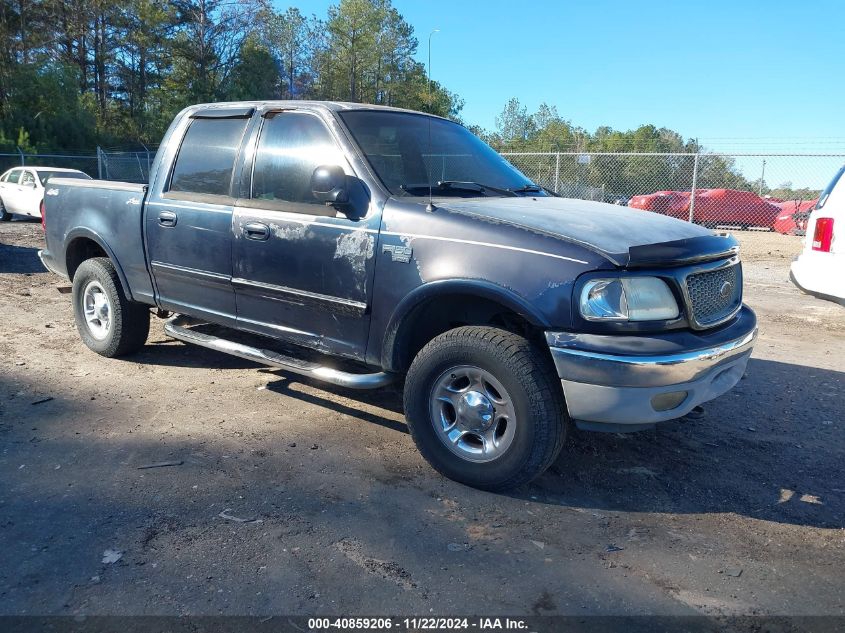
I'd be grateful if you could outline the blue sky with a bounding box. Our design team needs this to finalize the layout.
[276,0,845,186]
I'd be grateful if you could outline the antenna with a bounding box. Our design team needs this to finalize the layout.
[426,28,439,212]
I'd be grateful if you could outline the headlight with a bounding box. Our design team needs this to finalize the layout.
[580,277,679,321]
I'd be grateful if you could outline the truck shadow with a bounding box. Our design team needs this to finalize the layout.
[267,356,844,530]
[526,357,844,529]
[136,341,842,529]
[0,243,45,274]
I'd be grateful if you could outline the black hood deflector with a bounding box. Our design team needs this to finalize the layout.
[626,233,739,268]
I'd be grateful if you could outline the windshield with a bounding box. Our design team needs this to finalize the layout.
[36,170,91,185]
[338,110,541,197]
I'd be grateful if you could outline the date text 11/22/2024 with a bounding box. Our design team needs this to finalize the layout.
[308,617,530,630]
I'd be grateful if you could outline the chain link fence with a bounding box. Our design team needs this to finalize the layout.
[503,152,845,235]
[4,147,842,237]
[0,147,156,184]
[97,147,157,183]
[0,151,99,178]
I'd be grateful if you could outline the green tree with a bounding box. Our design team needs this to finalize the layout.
[227,36,278,100]
[494,98,535,149]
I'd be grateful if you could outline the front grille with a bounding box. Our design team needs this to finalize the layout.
[685,263,742,328]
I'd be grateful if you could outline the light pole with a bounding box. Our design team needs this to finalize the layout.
[427,29,439,109]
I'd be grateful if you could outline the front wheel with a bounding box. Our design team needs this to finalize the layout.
[72,257,150,357]
[403,326,567,490]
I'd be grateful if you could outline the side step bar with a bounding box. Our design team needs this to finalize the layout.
[164,315,394,390]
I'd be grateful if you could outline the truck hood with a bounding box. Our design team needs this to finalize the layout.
[437,196,738,267]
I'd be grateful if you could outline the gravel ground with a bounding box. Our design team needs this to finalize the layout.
[0,220,843,620]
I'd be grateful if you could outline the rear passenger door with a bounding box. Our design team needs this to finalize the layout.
[231,109,379,361]
[18,170,41,216]
[145,108,252,326]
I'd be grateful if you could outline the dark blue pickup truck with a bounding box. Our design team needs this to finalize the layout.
[39,101,757,489]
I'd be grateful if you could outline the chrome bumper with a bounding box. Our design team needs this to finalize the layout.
[547,318,757,430]
[549,328,756,388]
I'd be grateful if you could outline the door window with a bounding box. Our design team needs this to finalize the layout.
[20,171,36,187]
[7,169,21,184]
[168,117,249,198]
[251,112,346,207]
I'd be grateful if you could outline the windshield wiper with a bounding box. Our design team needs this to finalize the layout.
[399,181,520,197]
[508,184,543,194]
[435,180,519,197]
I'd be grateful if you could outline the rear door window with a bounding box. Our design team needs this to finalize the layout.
[168,117,249,198]
[20,171,36,187]
[7,169,21,184]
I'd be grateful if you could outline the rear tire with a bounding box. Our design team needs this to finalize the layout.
[72,257,150,357]
[403,326,567,491]
[0,198,10,221]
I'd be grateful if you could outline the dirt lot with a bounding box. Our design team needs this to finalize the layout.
[0,221,843,620]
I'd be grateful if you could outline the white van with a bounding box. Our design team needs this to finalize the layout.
[790,165,845,305]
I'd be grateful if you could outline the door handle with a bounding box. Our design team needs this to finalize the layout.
[243,222,270,241]
[158,210,177,227]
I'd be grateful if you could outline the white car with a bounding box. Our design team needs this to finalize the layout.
[790,164,844,306]
[0,166,92,220]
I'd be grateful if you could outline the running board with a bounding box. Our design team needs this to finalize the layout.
[164,316,394,390]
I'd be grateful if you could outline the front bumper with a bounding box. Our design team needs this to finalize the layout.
[547,306,757,431]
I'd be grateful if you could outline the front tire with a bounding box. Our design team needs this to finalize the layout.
[403,326,567,490]
[72,257,150,357]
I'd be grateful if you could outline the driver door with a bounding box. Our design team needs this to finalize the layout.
[232,110,378,361]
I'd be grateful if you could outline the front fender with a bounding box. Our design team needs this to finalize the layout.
[379,278,551,371]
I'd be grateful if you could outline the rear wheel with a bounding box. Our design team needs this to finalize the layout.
[72,257,150,357]
[403,326,567,490]
[0,198,10,221]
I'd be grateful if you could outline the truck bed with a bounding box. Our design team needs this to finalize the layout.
[41,178,156,305]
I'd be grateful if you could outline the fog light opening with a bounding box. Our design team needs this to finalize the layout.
[651,391,689,412]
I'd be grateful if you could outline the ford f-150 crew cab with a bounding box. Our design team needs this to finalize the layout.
[39,101,757,490]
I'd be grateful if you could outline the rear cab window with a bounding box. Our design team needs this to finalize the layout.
[166,115,250,201]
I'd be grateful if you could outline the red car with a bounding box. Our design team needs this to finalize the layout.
[773,199,818,235]
[630,188,782,229]
[628,190,691,220]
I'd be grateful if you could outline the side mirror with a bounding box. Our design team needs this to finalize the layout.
[311,165,349,205]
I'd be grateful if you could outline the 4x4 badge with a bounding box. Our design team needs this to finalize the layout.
[383,244,412,263]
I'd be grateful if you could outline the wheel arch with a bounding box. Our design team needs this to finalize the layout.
[381,279,551,373]
[65,229,133,301]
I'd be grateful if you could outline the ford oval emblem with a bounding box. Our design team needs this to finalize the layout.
[719,280,733,299]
